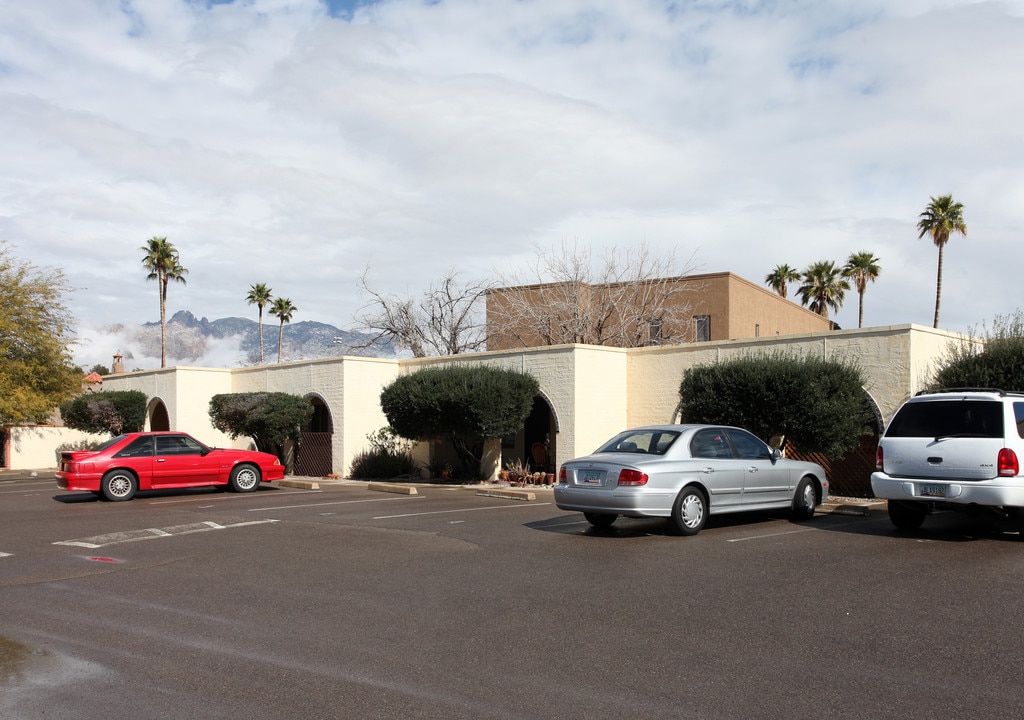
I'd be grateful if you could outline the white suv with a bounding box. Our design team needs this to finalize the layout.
[871,389,1024,532]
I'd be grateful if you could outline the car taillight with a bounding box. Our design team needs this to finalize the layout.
[559,467,567,481]
[998,448,1019,477]
[875,445,883,471]
[617,469,648,486]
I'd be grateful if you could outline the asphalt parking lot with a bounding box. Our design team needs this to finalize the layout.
[3,475,1024,719]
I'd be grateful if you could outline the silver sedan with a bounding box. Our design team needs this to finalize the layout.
[554,424,829,535]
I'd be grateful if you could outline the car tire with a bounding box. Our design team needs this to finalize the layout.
[887,500,926,531]
[229,464,261,493]
[583,512,617,528]
[1011,509,1024,537]
[668,486,707,536]
[791,477,817,521]
[101,470,138,502]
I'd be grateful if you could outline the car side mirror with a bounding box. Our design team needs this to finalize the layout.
[770,447,783,462]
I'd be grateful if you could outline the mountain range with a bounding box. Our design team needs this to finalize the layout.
[118,310,398,366]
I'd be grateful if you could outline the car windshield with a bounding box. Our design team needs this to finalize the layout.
[596,430,680,455]
[886,400,1004,439]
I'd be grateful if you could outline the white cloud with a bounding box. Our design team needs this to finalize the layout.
[1,0,1021,369]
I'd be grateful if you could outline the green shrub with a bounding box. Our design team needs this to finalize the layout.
[934,310,1024,391]
[380,364,539,478]
[349,427,419,480]
[348,448,419,479]
[209,392,312,467]
[59,390,147,436]
[679,351,873,459]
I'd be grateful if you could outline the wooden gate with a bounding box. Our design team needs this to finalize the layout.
[295,431,333,477]
[784,432,878,498]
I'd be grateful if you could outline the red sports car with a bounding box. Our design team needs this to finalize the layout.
[56,431,285,501]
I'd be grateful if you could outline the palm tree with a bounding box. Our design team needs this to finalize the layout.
[141,236,188,368]
[764,264,801,299]
[917,194,967,328]
[245,283,274,364]
[269,297,297,363]
[797,260,849,320]
[843,251,881,329]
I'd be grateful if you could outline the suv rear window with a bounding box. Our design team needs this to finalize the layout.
[885,399,1004,439]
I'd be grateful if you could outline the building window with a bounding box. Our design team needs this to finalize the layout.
[755,323,760,338]
[695,315,711,342]
[649,318,663,345]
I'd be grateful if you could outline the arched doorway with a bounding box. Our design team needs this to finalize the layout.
[148,399,170,431]
[294,394,334,477]
[523,394,558,475]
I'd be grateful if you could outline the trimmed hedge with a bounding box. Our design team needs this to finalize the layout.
[209,392,312,466]
[59,390,147,436]
[679,352,873,459]
[380,364,539,478]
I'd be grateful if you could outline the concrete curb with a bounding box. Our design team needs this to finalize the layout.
[277,478,320,490]
[474,489,537,501]
[819,500,885,517]
[367,482,418,496]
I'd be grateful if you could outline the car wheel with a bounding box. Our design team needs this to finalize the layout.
[887,500,926,531]
[668,486,707,536]
[791,477,817,521]
[1011,509,1024,537]
[229,464,261,493]
[583,512,617,528]
[101,470,137,502]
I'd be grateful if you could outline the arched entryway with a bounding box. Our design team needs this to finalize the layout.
[294,394,334,477]
[511,393,558,476]
[148,398,170,431]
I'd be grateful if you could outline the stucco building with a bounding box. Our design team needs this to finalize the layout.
[0,323,956,493]
[485,271,833,350]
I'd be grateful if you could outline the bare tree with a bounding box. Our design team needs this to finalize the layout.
[351,267,490,358]
[488,240,702,349]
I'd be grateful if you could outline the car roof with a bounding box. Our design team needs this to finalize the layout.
[912,388,1024,399]
[119,431,193,437]
[618,424,745,432]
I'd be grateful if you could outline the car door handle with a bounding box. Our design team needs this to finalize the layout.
[157,458,166,463]
[747,466,758,473]
[701,467,714,474]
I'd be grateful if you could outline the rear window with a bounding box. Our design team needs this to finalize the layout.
[596,430,680,455]
[1016,402,1024,439]
[885,399,1004,439]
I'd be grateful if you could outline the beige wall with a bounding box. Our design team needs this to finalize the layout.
[625,323,962,428]
[487,272,832,349]
[230,356,401,476]
[722,274,834,340]
[12,323,960,473]
[104,367,237,447]
[4,426,108,470]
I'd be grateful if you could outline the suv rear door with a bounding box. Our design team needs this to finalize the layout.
[881,398,1005,481]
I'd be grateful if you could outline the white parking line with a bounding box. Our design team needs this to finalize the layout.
[147,489,323,505]
[252,496,423,512]
[0,551,12,558]
[375,502,552,520]
[1,482,60,494]
[727,528,815,543]
[53,519,279,548]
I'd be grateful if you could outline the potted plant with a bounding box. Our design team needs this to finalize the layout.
[504,458,531,487]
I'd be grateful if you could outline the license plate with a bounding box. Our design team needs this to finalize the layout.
[579,470,604,486]
[920,483,946,498]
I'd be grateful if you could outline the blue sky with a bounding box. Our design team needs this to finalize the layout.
[1,0,1022,369]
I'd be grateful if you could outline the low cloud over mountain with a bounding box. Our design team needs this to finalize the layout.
[78,311,396,371]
